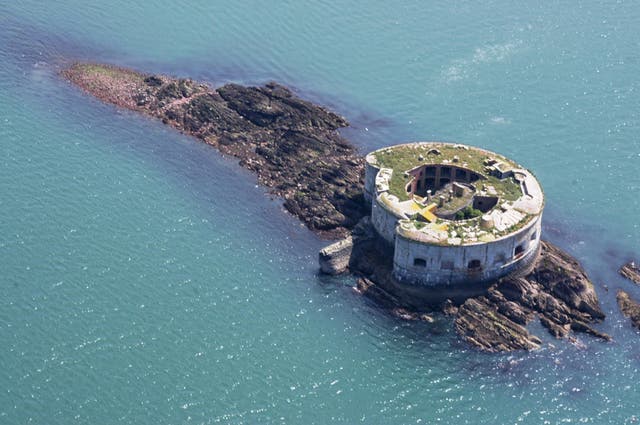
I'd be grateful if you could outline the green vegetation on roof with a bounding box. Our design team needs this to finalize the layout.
[372,143,523,202]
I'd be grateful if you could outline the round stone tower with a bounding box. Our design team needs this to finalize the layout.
[364,142,544,287]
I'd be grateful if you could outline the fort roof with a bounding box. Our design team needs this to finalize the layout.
[368,142,523,202]
[365,142,544,246]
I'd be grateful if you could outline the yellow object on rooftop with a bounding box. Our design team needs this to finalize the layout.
[424,203,437,212]
[409,200,423,212]
[418,209,436,222]
[433,222,448,232]
[418,203,438,223]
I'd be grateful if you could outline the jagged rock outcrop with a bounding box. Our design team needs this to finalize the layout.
[619,261,640,285]
[343,219,610,352]
[62,63,366,238]
[617,290,640,331]
[455,297,542,352]
[452,242,610,350]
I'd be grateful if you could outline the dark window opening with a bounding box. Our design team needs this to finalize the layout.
[414,258,427,267]
[440,167,451,177]
[514,245,525,258]
[472,196,498,213]
[425,178,435,190]
[530,232,537,241]
[467,259,482,270]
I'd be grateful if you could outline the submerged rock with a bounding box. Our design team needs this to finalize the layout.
[617,290,640,331]
[619,261,640,285]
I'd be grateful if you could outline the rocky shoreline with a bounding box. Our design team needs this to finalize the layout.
[322,218,610,352]
[62,62,611,352]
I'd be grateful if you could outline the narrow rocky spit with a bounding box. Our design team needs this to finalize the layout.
[63,63,610,352]
[62,63,366,239]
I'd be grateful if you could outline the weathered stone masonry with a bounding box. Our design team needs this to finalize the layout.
[365,142,544,287]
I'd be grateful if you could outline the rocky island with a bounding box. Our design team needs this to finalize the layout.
[62,63,610,352]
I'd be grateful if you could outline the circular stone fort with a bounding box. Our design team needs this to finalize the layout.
[364,142,544,287]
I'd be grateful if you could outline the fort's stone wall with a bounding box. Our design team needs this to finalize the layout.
[364,142,544,288]
[392,214,542,286]
[371,194,403,245]
[363,157,380,204]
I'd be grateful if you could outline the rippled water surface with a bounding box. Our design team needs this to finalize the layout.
[1,1,640,423]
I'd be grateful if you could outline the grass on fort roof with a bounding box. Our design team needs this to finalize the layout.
[373,144,522,202]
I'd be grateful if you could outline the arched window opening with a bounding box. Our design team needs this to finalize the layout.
[514,245,525,259]
[530,231,537,241]
[413,258,427,267]
[467,259,482,271]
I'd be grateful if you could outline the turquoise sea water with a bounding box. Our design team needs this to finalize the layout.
[2,1,640,423]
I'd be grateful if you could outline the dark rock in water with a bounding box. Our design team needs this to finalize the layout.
[617,290,640,331]
[540,316,570,338]
[620,261,640,285]
[217,82,349,130]
[454,241,610,350]
[391,308,434,322]
[486,289,533,326]
[455,297,542,352]
[354,277,400,310]
[570,320,612,341]
[528,241,605,321]
[441,299,459,316]
[532,242,605,320]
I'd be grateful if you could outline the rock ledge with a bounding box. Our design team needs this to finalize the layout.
[324,218,610,352]
[620,261,640,285]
